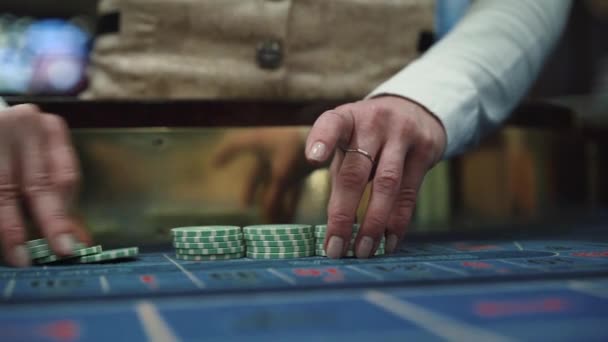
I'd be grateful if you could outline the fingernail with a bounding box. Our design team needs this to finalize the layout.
[326,236,344,259]
[309,142,326,161]
[55,233,75,255]
[386,234,399,254]
[356,236,374,259]
[12,245,30,267]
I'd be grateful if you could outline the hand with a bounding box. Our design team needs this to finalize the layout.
[0,104,90,267]
[305,96,446,258]
[213,128,312,222]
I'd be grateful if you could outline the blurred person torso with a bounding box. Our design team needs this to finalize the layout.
[83,0,434,100]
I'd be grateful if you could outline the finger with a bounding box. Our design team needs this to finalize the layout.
[212,131,257,167]
[356,141,408,258]
[262,149,298,222]
[0,116,29,267]
[305,107,354,164]
[325,142,381,259]
[42,114,80,208]
[385,153,428,254]
[243,162,266,206]
[20,114,75,256]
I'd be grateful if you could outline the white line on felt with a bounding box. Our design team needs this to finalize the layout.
[99,275,110,294]
[135,301,181,342]
[163,254,206,289]
[423,262,468,276]
[568,280,608,299]
[267,268,296,285]
[345,265,384,281]
[513,241,524,251]
[498,259,537,269]
[363,290,514,342]
[2,279,15,299]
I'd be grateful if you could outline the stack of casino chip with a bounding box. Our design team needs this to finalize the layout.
[172,226,245,261]
[314,224,386,257]
[25,238,139,264]
[243,224,315,259]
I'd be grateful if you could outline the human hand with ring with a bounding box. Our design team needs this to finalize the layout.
[305,96,446,258]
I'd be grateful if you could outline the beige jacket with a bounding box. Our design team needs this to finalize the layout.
[83,0,434,100]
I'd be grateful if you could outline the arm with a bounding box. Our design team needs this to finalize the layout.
[306,0,573,259]
[369,0,572,157]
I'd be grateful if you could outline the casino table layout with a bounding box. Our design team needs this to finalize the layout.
[2,226,608,341]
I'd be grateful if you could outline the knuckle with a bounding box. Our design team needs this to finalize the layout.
[13,104,41,114]
[373,168,401,195]
[395,188,417,211]
[24,172,53,196]
[327,211,354,229]
[42,114,68,135]
[398,116,417,137]
[334,103,355,113]
[339,164,369,189]
[2,224,24,243]
[0,174,18,203]
[416,132,437,159]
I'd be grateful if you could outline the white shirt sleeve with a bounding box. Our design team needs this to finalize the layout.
[0,97,7,110]
[368,0,572,158]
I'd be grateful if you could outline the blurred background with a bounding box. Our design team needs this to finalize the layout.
[1,0,607,246]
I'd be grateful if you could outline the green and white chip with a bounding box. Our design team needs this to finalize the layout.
[173,234,243,243]
[175,246,245,255]
[29,248,53,259]
[29,242,88,258]
[247,245,315,254]
[173,241,243,249]
[27,244,50,254]
[244,233,313,241]
[246,250,314,259]
[35,245,103,264]
[246,239,314,248]
[25,238,48,248]
[175,252,244,261]
[78,247,139,263]
[171,226,241,237]
[243,224,313,235]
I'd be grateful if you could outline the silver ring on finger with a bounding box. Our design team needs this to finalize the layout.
[339,147,376,166]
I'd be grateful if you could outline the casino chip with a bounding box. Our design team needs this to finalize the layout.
[314,224,386,257]
[35,245,103,264]
[18,238,140,266]
[171,226,241,238]
[175,246,245,255]
[244,233,313,241]
[173,234,243,243]
[173,241,243,249]
[78,247,139,263]
[243,224,313,235]
[243,224,315,259]
[172,225,245,261]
